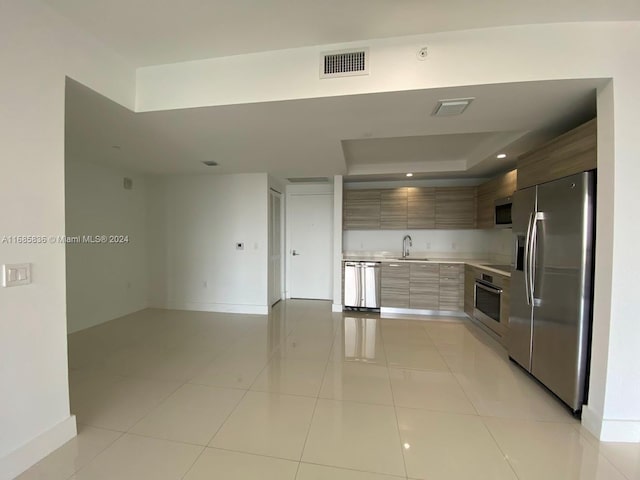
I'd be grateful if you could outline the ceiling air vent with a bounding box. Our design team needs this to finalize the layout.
[287,177,330,183]
[320,48,369,79]
[432,98,474,117]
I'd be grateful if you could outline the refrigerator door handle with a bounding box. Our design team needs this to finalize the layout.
[524,212,535,306]
[530,212,545,306]
[360,264,367,306]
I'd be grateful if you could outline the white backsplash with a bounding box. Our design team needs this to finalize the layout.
[344,228,514,264]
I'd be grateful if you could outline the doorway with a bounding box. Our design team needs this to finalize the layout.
[287,190,333,299]
[269,189,283,306]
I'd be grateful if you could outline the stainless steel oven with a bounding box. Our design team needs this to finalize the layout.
[474,276,503,325]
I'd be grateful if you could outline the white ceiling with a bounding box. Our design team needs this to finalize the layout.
[44,0,640,66]
[66,78,602,180]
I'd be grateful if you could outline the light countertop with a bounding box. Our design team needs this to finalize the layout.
[342,253,511,277]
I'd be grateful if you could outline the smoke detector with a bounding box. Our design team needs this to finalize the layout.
[432,98,474,117]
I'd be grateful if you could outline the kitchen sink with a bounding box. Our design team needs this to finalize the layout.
[394,257,431,261]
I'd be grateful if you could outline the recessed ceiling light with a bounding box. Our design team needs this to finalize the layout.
[406,173,413,177]
[496,153,507,159]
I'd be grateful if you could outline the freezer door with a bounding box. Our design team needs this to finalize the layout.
[508,186,537,371]
[531,172,594,410]
[362,263,381,308]
[344,263,362,307]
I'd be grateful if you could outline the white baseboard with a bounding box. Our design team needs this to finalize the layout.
[332,304,343,312]
[582,405,640,442]
[0,415,77,480]
[164,301,269,315]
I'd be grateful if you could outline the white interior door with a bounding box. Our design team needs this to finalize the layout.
[289,193,333,299]
[269,190,282,306]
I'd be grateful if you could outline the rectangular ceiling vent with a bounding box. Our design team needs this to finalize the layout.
[432,98,475,117]
[287,177,330,183]
[320,48,369,79]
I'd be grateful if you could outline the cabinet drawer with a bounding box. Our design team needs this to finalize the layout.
[439,285,461,311]
[410,263,439,281]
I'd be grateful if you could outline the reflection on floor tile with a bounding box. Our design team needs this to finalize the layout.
[484,417,628,480]
[251,357,327,397]
[130,383,245,445]
[296,463,406,480]
[26,300,621,480]
[209,390,316,460]
[72,433,202,480]
[16,426,121,480]
[71,375,181,431]
[303,399,406,477]
[389,368,476,414]
[396,408,517,479]
[320,362,393,405]
[183,448,298,480]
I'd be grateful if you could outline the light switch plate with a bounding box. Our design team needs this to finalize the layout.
[2,263,31,287]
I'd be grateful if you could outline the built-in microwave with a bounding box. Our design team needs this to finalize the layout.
[494,196,512,228]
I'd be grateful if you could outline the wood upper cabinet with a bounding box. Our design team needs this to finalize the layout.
[435,187,477,229]
[343,186,476,230]
[380,188,408,229]
[407,187,436,229]
[517,118,597,190]
[343,189,380,230]
[476,169,517,229]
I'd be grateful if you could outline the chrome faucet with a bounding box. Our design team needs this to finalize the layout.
[402,235,412,258]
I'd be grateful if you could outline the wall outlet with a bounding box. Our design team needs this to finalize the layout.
[236,242,244,250]
[2,263,31,287]
[451,242,457,250]
[425,241,431,250]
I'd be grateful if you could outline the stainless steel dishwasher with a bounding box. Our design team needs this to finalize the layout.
[344,262,381,309]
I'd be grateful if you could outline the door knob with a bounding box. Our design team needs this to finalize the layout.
[292,250,300,256]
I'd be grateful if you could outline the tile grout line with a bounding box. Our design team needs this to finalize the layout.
[62,429,126,480]
[294,317,337,479]
[422,320,483,417]
[379,322,410,479]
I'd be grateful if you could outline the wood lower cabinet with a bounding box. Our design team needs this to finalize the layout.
[343,189,380,230]
[381,263,410,308]
[380,188,408,229]
[438,263,464,311]
[381,262,464,312]
[407,187,436,229]
[409,263,439,309]
[435,187,477,229]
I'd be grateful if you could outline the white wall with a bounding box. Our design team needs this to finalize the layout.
[134,22,640,441]
[0,1,135,477]
[147,173,269,314]
[65,159,149,333]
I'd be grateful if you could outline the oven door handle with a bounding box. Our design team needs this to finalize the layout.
[475,280,503,294]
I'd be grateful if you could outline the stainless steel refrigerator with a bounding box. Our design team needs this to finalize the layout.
[509,171,595,413]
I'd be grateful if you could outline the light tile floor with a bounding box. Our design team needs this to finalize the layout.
[17,300,640,480]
